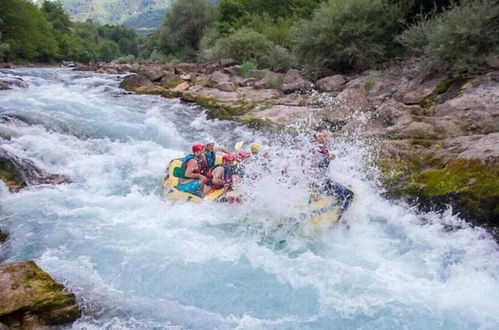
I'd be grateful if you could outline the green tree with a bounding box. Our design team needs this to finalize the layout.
[98,40,120,62]
[0,0,59,62]
[159,0,217,59]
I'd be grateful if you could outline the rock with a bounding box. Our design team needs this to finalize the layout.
[207,71,231,88]
[0,322,8,330]
[179,73,192,81]
[0,74,29,90]
[335,88,371,113]
[172,82,190,92]
[400,121,437,139]
[0,230,6,244]
[0,148,70,192]
[254,71,283,90]
[232,76,256,87]
[224,65,241,76]
[281,69,312,94]
[253,105,324,125]
[160,75,182,88]
[402,87,433,105]
[316,75,346,92]
[139,66,169,82]
[135,85,167,95]
[175,63,197,74]
[237,87,282,104]
[119,74,153,92]
[442,133,499,166]
[434,76,499,134]
[216,81,238,92]
[0,261,80,328]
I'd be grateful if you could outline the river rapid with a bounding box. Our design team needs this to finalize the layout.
[0,68,498,330]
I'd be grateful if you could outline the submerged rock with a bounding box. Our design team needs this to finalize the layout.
[0,261,80,328]
[0,148,70,192]
[0,74,28,90]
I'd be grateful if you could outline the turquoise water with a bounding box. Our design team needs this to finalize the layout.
[0,68,498,330]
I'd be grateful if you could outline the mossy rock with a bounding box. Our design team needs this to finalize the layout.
[0,155,25,191]
[0,261,80,327]
[160,76,182,89]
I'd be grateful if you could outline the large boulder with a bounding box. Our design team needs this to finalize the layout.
[0,261,80,328]
[316,75,346,92]
[119,74,153,92]
[335,88,371,113]
[281,69,312,94]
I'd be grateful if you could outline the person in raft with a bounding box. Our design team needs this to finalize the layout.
[310,129,354,213]
[176,143,206,195]
[202,139,230,172]
[202,153,236,194]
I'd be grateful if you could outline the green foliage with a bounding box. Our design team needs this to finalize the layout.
[159,0,217,59]
[217,0,324,33]
[239,61,257,77]
[203,28,294,71]
[0,0,60,62]
[363,71,378,92]
[399,0,499,75]
[292,0,406,76]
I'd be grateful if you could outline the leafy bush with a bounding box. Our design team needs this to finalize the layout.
[159,0,217,60]
[292,0,406,77]
[399,0,499,75]
[239,61,257,77]
[203,28,294,71]
[115,54,135,63]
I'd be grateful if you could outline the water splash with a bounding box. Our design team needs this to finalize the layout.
[0,68,498,330]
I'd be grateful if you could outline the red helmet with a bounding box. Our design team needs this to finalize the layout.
[222,154,235,163]
[192,143,204,153]
[236,151,250,160]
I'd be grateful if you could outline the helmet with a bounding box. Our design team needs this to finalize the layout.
[192,143,204,153]
[222,154,235,163]
[205,138,215,146]
[250,143,260,153]
[236,151,250,160]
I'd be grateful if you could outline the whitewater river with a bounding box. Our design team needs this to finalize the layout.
[1,68,498,330]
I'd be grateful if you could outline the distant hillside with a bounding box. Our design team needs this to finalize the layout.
[56,0,173,35]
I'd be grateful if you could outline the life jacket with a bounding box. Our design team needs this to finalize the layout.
[205,164,233,189]
[204,151,216,169]
[181,154,201,175]
[311,146,330,172]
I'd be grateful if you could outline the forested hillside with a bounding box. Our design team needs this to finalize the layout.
[56,0,173,35]
[0,0,139,63]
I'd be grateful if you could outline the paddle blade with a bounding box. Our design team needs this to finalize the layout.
[234,141,244,151]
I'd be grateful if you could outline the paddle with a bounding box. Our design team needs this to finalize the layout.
[234,141,244,151]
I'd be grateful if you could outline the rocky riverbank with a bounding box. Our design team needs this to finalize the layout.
[88,58,499,232]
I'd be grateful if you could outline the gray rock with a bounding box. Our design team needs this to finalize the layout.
[281,69,312,94]
[0,74,29,90]
[219,58,236,67]
[175,63,197,74]
[207,71,231,88]
[216,81,238,92]
[317,75,346,92]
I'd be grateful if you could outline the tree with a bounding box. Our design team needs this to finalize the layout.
[0,0,59,61]
[159,0,217,59]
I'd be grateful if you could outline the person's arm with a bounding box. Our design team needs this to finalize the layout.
[185,160,204,179]
[212,168,226,186]
[214,146,229,154]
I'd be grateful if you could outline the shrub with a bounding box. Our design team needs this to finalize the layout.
[115,55,135,63]
[239,60,257,77]
[292,0,406,77]
[399,0,499,75]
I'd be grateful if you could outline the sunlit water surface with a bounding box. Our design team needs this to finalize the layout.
[0,68,498,330]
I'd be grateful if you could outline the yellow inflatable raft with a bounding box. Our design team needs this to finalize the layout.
[162,157,352,226]
[161,157,241,203]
